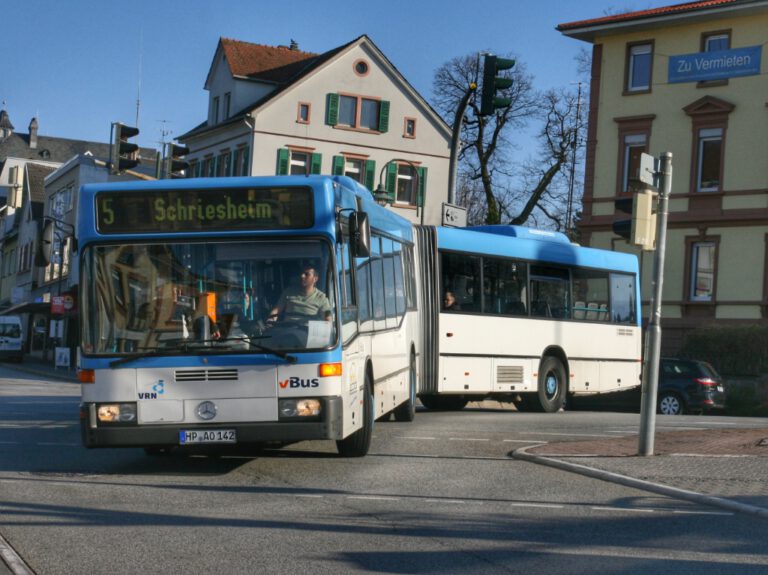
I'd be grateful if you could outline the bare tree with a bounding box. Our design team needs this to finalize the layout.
[433,52,585,229]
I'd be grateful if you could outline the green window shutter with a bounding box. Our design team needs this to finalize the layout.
[417,166,428,207]
[386,162,398,203]
[210,157,218,177]
[326,93,339,126]
[378,100,390,133]
[277,148,290,175]
[311,152,322,174]
[228,151,234,176]
[364,160,376,190]
[332,155,345,176]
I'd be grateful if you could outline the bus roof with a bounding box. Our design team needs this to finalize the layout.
[436,225,638,274]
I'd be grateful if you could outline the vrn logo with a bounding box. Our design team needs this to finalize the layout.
[138,380,165,400]
[279,377,320,389]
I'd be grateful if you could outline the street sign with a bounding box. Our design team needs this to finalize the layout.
[638,153,657,186]
[442,203,467,228]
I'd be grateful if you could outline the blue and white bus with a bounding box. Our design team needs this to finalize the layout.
[74,176,418,456]
[415,225,642,412]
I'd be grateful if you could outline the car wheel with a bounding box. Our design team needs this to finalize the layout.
[658,392,684,415]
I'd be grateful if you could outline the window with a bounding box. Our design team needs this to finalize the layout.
[622,134,647,192]
[610,273,636,324]
[224,92,231,119]
[396,163,417,205]
[354,59,369,76]
[690,241,716,301]
[297,102,310,124]
[530,266,570,319]
[572,268,609,321]
[212,96,220,124]
[277,148,321,176]
[326,93,390,132]
[696,128,723,192]
[704,32,729,53]
[404,118,416,139]
[626,42,653,92]
[483,257,528,316]
[233,146,249,176]
[441,252,482,312]
[217,152,230,177]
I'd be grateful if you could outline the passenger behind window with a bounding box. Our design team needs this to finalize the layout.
[443,291,461,311]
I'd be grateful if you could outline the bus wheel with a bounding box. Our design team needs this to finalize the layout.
[536,356,566,413]
[337,373,374,457]
[393,353,417,422]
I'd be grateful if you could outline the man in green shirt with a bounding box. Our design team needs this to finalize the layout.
[268,266,332,324]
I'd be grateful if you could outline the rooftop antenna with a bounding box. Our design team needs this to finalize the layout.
[135,27,144,129]
[157,120,172,148]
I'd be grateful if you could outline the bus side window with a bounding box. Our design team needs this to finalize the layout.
[337,235,358,342]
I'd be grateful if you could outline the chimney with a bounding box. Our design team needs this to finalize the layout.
[29,117,38,149]
[290,39,298,51]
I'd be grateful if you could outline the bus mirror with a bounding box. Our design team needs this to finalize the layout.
[349,211,370,257]
[35,219,55,267]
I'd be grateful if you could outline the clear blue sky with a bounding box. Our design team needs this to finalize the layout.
[2,0,668,150]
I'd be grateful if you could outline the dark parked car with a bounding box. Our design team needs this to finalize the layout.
[656,358,726,415]
[570,358,726,415]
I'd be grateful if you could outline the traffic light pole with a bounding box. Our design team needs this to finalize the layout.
[638,152,673,456]
[447,83,476,205]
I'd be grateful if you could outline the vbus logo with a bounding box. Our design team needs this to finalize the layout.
[279,377,320,389]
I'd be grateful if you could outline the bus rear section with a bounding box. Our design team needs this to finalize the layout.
[415,225,642,412]
[76,176,417,456]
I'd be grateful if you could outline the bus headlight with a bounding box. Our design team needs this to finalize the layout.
[96,403,137,424]
[278,399,322,420]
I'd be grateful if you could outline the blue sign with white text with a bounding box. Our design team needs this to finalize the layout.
[668,46,762,83]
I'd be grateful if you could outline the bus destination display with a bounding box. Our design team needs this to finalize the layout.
[96,187,313,233]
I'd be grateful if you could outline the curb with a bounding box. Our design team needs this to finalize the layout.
[0,532,34,575]
[513,445,768,520]
[0,362,78,384]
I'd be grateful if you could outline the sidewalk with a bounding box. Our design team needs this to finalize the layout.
[1,356,79,383]
[514,427,768,518]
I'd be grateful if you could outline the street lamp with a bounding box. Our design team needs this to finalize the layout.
[374,159,422,223]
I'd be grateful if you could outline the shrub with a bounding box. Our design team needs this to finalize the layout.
[678,325,768,376]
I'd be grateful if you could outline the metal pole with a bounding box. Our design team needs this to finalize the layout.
[447,84,476,205]
[638,152,672,456]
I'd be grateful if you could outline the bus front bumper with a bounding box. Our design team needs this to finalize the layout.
[80,396,343,448]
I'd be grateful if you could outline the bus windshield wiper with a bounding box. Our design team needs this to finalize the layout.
[108,342,209,368]
[235,336,298,364]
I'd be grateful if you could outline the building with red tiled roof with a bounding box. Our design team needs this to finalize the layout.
[558,0,768,353]
[180,35,452,226]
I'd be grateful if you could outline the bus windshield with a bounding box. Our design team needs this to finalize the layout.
[81,239,337,356]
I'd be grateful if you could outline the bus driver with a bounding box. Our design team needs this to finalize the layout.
[267,265,331,325]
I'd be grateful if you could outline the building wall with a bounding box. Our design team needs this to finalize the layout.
[579,7,768,353]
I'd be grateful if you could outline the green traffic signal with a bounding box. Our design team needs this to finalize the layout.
[480,54,516,116]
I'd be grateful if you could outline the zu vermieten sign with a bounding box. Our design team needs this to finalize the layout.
[668,46,762,84]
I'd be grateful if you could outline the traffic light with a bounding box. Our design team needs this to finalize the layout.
[164,143,190,179]
[480,54,516,116]
[613,188,658,251]
[110,122,140,174]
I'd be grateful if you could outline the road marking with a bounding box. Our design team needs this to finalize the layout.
[448,437,489,442]
[398,436,436,440]
[592,506,656,514]
[510,502,564,509]
[503,439,548,444]
[347,495,400,501]
[673,509,734,516]
[519,432,612,438]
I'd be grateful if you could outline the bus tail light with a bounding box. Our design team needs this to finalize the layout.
[319,363,342,377]
[78,369,95,383]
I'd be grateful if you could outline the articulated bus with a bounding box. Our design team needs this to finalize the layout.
[74,175,418,456]
[415,225,642,412]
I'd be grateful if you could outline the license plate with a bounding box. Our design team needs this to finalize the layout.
[717,385,724,392]
[179,429,236,445]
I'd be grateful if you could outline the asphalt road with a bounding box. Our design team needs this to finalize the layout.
[1,366,767,574]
